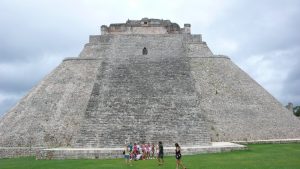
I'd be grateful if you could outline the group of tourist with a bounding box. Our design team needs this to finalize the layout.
[123,142,158,161]
[123,141,187,169]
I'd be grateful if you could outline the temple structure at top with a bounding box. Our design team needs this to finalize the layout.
[101,18,191,35]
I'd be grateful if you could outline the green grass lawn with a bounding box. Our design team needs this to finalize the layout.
[1,144,300,169]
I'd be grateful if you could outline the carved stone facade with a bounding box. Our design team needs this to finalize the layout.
[101,18,190,35]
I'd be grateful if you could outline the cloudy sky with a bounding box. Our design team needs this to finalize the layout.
[0,0,299,117]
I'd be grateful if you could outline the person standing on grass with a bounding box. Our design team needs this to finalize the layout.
[146,143,151,159]
[158,141,164,165]
[156,143,159,159]
[129,142,133,153]
[124,144,132,166]
[133,143,138,160]
[151,143,155,159]
[128,142,133,160]
[175,143,186,169]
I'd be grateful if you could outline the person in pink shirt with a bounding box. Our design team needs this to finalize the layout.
[141,144,146,160]
[146,143,151,159]
[133,143,138,160]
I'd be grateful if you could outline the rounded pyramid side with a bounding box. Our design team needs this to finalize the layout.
[190,56,300,141]
[0,58,101,147]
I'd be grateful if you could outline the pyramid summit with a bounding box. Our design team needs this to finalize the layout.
[1,18,300,159]
[100,18,190,34]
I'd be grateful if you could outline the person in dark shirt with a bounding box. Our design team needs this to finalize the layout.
[175,143,186,169]
[158,141,164,165]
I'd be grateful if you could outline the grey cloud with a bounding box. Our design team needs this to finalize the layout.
[0,55,62,93]
[0,0,93,63]
[200,0,300,107]
[0,71,41,94]
[0,97,20,117]
[282,57,300,105]
[203,0,300,57]
[0,23,88,63]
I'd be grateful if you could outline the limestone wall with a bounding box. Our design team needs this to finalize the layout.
[186,42,213,58]
[0,59,100,147]
[189,56,300,141]
[107,26,168,35]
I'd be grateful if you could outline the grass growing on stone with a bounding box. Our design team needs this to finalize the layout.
[1,144,300,169]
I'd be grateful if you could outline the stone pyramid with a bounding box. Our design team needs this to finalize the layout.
[1,18,300,156]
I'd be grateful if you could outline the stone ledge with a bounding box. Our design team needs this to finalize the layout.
[188,56,230,59]
[35,142,246,160]
[63,57,101,62]
[0,147,45,158]
[232,138,300,144]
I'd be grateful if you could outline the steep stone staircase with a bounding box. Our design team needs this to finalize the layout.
[75,35,211,148]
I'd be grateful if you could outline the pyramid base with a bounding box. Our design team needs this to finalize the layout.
[36,142,246,160]
[0,147,45,158]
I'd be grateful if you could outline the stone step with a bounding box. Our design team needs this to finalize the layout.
[74,37,211,148]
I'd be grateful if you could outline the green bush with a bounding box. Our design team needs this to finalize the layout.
[294,106,300,116]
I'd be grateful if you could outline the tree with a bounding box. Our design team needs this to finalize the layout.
[293,106,300,117]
